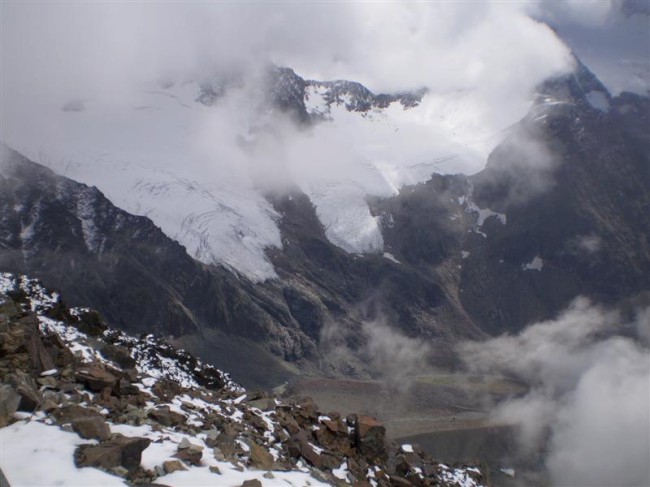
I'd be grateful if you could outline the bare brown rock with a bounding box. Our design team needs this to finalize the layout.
[247,441,274,470]
[10,370,41,411]
[74,435,150,472]
[0,384,20,427]
[71,416,111,441]
[163,460,186,474]
[352,415,387,462]
[299,441,323,468]
[52,405,105,424]
[175,438,203,466]
[240,479,262,487]
[147,406,186,427]
[76,366,117,392]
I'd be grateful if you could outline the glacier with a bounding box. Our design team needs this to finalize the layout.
[1,71,520,280]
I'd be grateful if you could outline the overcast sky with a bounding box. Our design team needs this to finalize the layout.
[1,1,631,100]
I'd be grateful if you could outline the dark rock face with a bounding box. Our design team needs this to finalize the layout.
[0,147,472,383]
[460,74,650,333]
[375,63,650,334]
[0,148,313,385]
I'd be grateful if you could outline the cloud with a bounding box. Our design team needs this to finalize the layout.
[0,1,587,272]
[1,2,573,101]
[0,2,576,180]
[320,315,432,393]
[459,298,650,486]
[532,0,619,26]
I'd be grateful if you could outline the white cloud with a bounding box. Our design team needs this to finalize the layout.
[460,298,650,486]
[1,2,573,100]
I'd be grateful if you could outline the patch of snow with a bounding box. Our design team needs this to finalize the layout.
[162,466,330,487]
[233,394,247,405]
[383,252,401,264]
[0,420,125,486]
[332,460,349,480]
[305,181,384,254]
[459,185,506,237]
[438,463,484,487]
[522,256,544,271]
[400,444,414,453]
[75,191,105,253]
[0,273,15,294]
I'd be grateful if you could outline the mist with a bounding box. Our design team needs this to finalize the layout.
[320,315,432,394]
[0,2,632,278]
[1,1,577,176]
[460,298,650,486]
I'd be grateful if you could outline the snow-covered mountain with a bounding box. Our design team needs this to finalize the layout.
[2,58,649,388]
[1,65,522,281]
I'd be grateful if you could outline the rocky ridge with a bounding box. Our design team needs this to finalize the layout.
[195,65,426,122]
[0,273,485,487]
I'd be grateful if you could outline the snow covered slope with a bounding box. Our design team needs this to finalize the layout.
[1,67,520,280]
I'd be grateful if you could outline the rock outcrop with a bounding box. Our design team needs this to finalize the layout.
[0,273,486,486]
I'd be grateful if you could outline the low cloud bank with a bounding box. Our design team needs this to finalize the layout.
[460,298,650,486]
[321,316,432,394]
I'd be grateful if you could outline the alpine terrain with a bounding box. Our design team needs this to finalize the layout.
[1,2,649,487]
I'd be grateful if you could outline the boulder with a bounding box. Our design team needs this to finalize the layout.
[177,437,195,450]
[148,407,186,427]
[10,370,41,411]
[213,433,238,460]
[175,439,203,466]
[76,366,117,392]
[116,379,140,396]
[71,417,111,441]
[299,442,323,468]
[52,405,105,424]
[246,398,275,411]
[99,344,136,369]
[351,415,386,462]
[163,460,186,474]
[0,328,25,360]
[152,379,182,401]
[25,325,56,373]
[240,480,262,487]
[74,435,150,471]
[247,442,274,470]
[0,384,20,427]
[204,429,219,447]
[389,474,413,487]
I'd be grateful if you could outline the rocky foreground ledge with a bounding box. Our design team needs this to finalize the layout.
[0,273,486,487]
